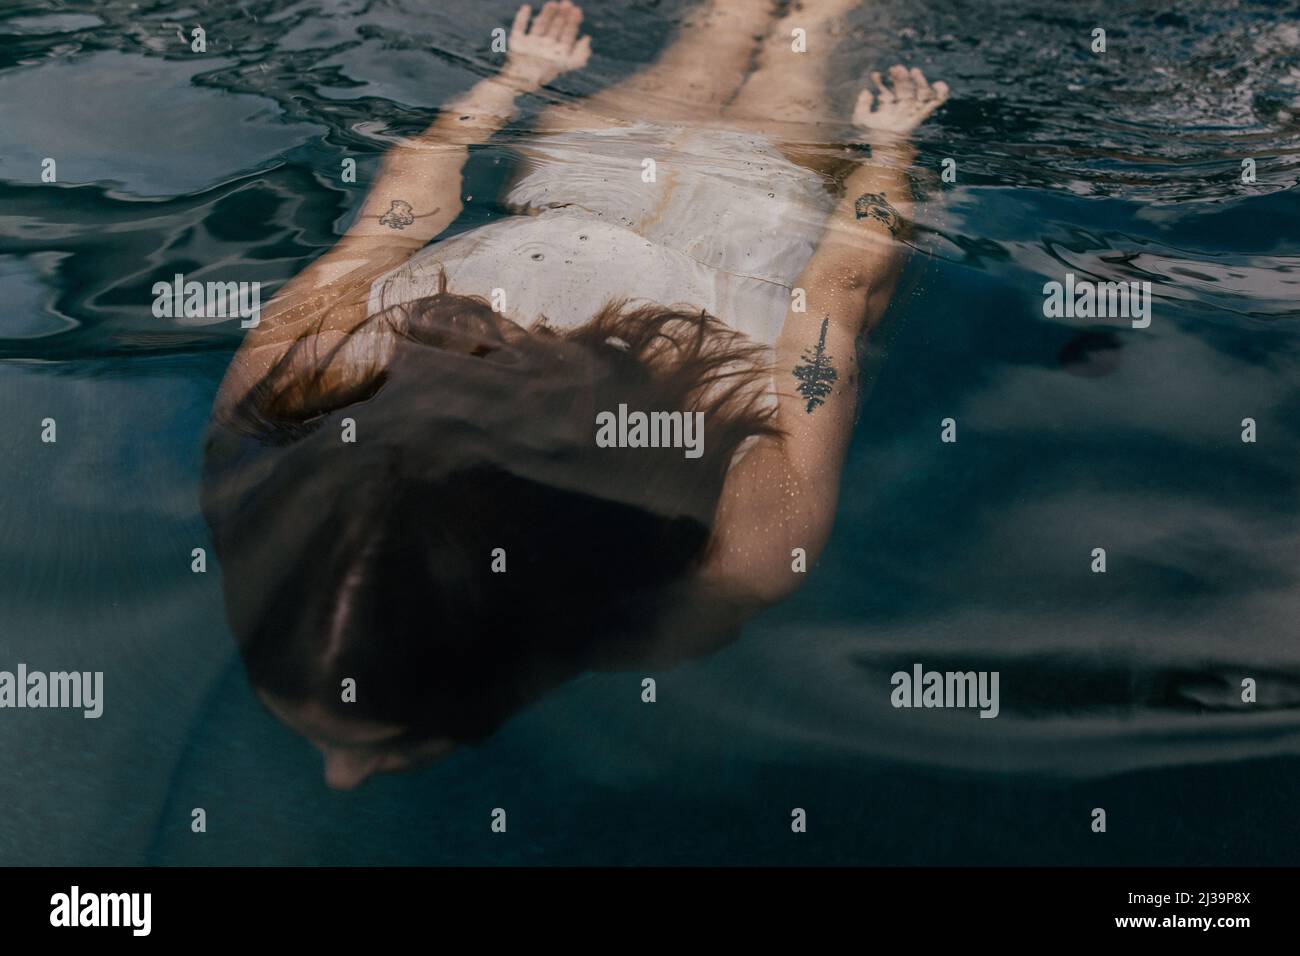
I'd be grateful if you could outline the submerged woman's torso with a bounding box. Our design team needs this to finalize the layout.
[368,123,836,350]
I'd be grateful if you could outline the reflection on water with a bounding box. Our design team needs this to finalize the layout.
[0,0,1297,865]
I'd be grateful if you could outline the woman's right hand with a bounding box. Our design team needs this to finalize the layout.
[501,1,593,92]
[851,64,950,145]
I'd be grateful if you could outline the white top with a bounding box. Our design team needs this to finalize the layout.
[368,123,835,350]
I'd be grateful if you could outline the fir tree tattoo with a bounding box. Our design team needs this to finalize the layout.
[793,318,838,414]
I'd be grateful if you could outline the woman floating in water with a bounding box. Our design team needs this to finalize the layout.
[202,0,949,788]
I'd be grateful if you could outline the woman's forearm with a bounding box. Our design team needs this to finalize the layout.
[817,141,917,329]
[346,2,592,245]
[348,74,532,244]
[844,142,916,226]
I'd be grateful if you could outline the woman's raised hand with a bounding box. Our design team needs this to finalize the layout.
[852,65,950,143]
[501,1,593,91]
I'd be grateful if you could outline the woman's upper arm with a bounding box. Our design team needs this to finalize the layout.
[699,311,867,607]
[212,233,423,422]
[699,189,910,607]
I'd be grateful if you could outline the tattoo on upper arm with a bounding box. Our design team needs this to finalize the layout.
[854,192,900,235]
[793,317,838,414]
[379,200,416,229]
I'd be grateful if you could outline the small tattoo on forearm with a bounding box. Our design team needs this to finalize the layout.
[854,192,900,234]
[793,317,838,414]
[379,199,416,229]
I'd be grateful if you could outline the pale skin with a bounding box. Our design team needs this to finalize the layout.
[217,0,949,788]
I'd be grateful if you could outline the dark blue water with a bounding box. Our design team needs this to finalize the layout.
[1,0,1297,865]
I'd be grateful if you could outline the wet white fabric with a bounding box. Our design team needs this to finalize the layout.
[367,123,835,350]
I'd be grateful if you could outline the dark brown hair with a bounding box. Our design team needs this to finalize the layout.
[202,277,780,743]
